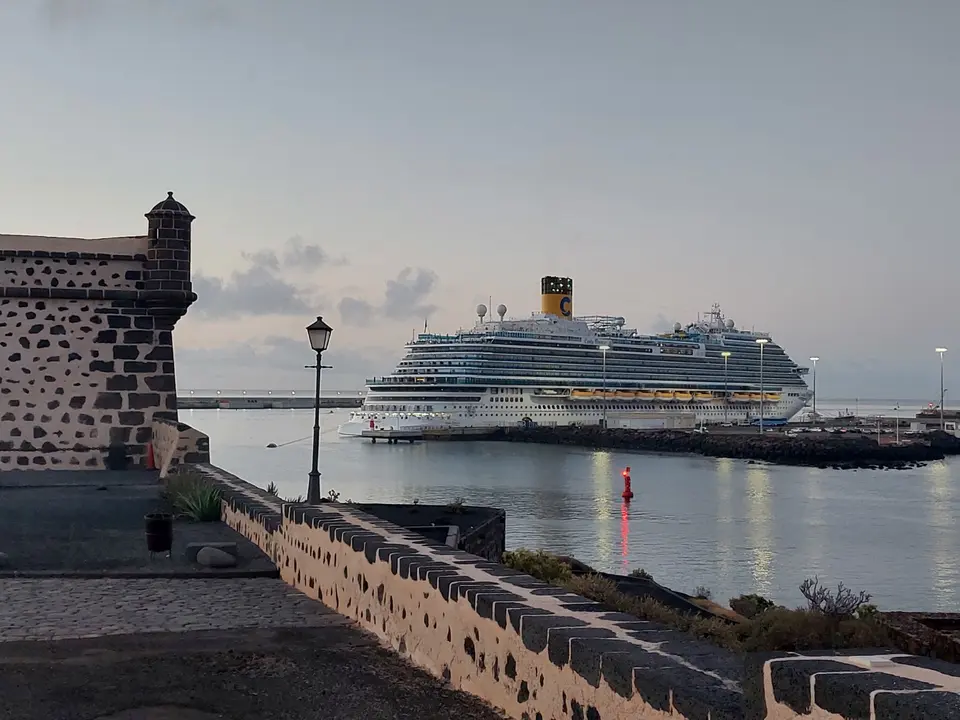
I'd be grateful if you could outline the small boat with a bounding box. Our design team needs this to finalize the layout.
[763,393,781,402]
[655,390,675,401]
[571,389,595,399]
[674,391,693,402]
[694,391,714,401]
[616,390,636,399]
[636,390,655,400]
[732,393,752,402]
[748,393,763,402]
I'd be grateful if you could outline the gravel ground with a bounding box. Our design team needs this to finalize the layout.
[0,471,273,575]
[0,623,507,720]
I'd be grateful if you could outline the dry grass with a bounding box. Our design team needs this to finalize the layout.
[502,549,891,653]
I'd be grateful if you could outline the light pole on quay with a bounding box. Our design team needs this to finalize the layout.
[756,338,769,433]
[306,316,333,504]
[809,356,819,424]
[721,351,731,424]
[599,344,610,428]
[936,347,948,430]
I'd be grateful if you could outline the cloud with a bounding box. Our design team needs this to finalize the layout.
[338,267,438,327]
[175,335,392,392]
[193,237,347,318]
[193,265,314,318]
[240,236,346,273]
[337,297,376,327]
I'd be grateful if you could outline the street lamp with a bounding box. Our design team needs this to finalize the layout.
[721,351,731,423]
[936,347,947,430]
[809,356,819,424]
[306,316,333,504]
[599,344,611,428]
[756,338,769,433]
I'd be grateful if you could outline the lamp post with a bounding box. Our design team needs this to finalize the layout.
[894,403,900,445]
[306,316,333,504]
[809,356,819,424]
[756,338,769,433]
[599,344,610,428]
[721,351,731,423]
[936,347,947,430]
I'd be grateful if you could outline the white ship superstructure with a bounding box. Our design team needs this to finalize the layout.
[339,277,811,436]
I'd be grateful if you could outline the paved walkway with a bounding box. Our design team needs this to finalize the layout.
[0,578,332,642]
[0,576,505,720]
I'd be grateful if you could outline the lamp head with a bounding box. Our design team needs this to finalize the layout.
[721,351,731,358]
[936,347,948,354]
[755,338,769,345]
[599,344,611,351]
[307,316,333,352]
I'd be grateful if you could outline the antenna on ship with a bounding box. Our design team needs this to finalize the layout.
[424,317,428,333]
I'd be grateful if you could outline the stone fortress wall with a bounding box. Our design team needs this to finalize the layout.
[0,193,196,469]
[194,464,960,720]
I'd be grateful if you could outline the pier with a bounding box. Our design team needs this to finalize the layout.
[177,394,364,410]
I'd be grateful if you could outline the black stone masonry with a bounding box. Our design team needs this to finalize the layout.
[0,192,197,470]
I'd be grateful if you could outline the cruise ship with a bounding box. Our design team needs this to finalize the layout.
[338,277,812,436]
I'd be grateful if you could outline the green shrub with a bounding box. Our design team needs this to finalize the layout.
[729,593,776,619]
[164,472,222,522]
[629,568,654,580]
[502,548,891,654]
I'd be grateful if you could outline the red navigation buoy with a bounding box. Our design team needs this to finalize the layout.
[621,466,634,501]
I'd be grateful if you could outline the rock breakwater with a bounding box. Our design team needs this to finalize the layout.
[500,426,960,469]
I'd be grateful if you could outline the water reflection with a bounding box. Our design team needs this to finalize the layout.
[745,463,773,596]
[804,468,825,567]
[714,458,734,583]
[927,461,957,609]
[592,451,615,569]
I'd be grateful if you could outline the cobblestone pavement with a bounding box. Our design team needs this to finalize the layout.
[0,578,339,642]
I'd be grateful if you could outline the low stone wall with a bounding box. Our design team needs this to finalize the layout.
[195,463,960,719]
[151,418,210,478]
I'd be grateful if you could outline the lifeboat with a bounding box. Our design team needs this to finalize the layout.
[763,392,781,402]
[655,390,675,401]
[694,391,714,401]
[571,390,595,399]
[616,390,636,399]
[636,390,655,401]
[732,393,752,402]
[599,391,618,400]
[674,391,693,402]
[748,393,763,402]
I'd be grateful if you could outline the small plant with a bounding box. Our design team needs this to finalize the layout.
[856,603,880,621]
[799,576,872,618]
[729,593,776,619]
[266,482,279,496]
[502,549,573,584]
[694,585,713,600]
[629,568,654,580]
[164,472,222,522]
[445,497,466,514]
[285,494,305,503]
[327,489,341,502]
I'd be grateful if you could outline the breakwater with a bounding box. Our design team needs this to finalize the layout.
[499,426,960,470]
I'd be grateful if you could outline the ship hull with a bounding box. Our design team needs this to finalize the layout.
[338,392,809,437]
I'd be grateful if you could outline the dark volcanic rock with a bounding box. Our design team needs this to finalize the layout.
[500,426,950,470]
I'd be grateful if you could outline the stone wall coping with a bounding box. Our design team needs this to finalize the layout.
[0,234,147,255]
[187,463,960,719]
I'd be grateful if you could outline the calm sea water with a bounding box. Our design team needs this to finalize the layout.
[182,399,960,613]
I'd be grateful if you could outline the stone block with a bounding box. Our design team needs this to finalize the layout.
[185,542,238,563]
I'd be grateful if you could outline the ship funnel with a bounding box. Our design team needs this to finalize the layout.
[541,276,573,318]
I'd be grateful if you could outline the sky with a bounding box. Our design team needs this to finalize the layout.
[1,0,957,401]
